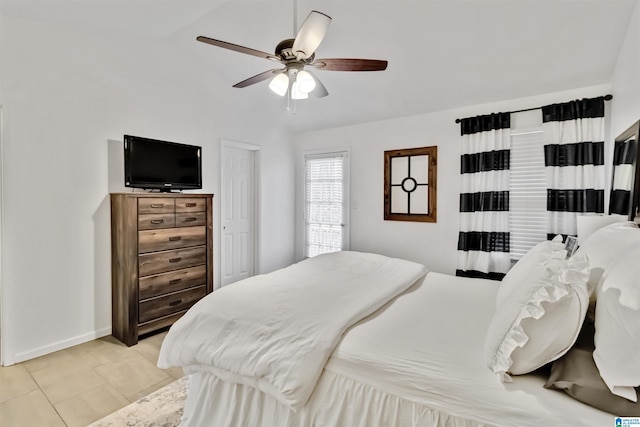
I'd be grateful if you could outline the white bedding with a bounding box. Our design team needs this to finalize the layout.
[173,271,615,427]
[157,251,427,409]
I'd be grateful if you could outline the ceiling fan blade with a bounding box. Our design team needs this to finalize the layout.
[311,58,388,72]
[233,69,283,88]
[292,11,331,60]
[196,36,282,63]
[306,71,328,98]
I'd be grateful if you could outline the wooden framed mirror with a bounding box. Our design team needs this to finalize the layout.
[610,119,640,220]
[384,146,437,222]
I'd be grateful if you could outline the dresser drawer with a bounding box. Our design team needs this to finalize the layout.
[176,198,206,213]
[139,265,207,300]
[138,213,175,231]
[139,246,207,277]
[138,311,186,336]
[138,198,175,214]
[176,212,206,227]
[138,226,206,253]
[139,285,206,324]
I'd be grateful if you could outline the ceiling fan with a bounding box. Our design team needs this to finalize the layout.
[196,10,388,101]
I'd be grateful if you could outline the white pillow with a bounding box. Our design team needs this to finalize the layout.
[576,214,628,245]
[593,242,640,402]
[573,221,640,298]
[485,253,589,381]
[496,235,566,307]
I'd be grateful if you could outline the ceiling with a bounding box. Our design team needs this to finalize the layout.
[1,0,637,133]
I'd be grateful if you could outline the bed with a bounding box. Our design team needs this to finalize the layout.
[158,222,640,426]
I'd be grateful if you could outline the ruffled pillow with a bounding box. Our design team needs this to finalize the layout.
[593,242,640,402]
[496,235,566,307]
[485,252,589,381]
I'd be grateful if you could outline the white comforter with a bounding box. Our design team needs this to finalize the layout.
[157,251,427,410]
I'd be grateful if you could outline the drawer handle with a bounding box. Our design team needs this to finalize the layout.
[150,204,164,208]
[151,219,164,224]
[169,257,182,264]
[184,217,197,222]
[169,236,182,242]
[185,203,197,207]
[169,278,182,285]
[169,299,182,307]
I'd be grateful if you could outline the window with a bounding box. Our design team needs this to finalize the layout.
[304,151,349,258]
[509,130,547,260]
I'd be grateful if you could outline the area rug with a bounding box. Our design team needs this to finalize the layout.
[89,377,187,427]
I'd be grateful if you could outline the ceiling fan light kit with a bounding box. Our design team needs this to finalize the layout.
[268,73,289,96]
[196,10,388,106]
[295,70,316,93]
[291,82,308,100]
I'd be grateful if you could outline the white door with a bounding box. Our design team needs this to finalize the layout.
[221,144,257,286]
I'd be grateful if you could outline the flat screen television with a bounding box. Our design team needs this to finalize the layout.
[124,135,202,191]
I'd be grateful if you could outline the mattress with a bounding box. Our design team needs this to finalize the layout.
[178,272,615,426]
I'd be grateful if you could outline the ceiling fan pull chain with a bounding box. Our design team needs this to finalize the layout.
[286,74,297,114]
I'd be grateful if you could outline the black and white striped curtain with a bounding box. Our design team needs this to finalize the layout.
[456,113,511,281]
[542,97,605,240]
[610,137,637,215]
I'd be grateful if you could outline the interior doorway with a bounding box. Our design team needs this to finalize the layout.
[220,140,260,287]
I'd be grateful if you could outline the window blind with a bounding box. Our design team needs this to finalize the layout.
[304,153,345,258]
[509,131,547,260]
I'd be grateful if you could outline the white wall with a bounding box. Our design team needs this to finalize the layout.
[0,15,295,364]
[294,84,613,274]
[611,0,640,137]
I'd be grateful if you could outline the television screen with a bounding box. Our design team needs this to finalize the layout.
[124,135,202,191]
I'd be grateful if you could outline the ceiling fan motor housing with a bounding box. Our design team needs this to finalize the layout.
[276,38,314,63]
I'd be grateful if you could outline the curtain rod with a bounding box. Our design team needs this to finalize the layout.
[454,94,613,124]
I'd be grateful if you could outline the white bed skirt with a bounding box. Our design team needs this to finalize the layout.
[181,368,488,427]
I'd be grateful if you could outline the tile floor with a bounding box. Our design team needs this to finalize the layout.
[0,331,182,427]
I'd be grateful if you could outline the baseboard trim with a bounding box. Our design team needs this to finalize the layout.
[11,326,112,365]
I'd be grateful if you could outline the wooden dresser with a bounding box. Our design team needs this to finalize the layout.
[110,193,213,346]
